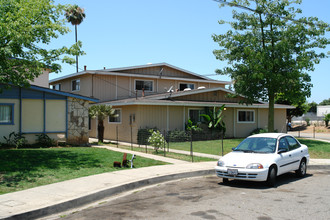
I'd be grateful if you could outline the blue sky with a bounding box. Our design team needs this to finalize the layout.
[51,0,330,104]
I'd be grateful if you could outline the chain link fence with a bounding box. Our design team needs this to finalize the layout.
[111,126,225,162]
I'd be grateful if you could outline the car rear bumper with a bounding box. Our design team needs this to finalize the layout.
[215,166,269,182]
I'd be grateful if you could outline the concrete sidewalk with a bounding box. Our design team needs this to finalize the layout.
[1,145,329,220]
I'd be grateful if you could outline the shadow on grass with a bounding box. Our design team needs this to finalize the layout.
[0,149,101,188]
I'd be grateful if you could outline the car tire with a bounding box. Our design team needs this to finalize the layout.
[266,166,277,187]
[223,178,229,184]
[295,159,307,177]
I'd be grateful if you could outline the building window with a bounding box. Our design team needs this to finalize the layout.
[188,109,205,123]
[135,80,153,92]
[109,109,122,123]
[238,110,255,123]
[0,104,14,125]
[72,79,80,91]
[52,84,61,91]
[179,83,194,91]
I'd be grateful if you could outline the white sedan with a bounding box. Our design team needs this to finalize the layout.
[215,133,309,186]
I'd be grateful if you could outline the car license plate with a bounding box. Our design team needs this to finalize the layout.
[227,169,238,176]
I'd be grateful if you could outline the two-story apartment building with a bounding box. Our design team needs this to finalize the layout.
[50,63,293,143]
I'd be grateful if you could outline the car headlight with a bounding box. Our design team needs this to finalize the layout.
[246,163,264,169]
[217,160,225,167]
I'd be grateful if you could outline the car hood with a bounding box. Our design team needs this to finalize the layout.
[221,152,275,168]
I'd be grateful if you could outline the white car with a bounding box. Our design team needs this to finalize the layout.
[215,133,309,186]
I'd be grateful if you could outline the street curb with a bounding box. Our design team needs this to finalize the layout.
[3,169,214,220]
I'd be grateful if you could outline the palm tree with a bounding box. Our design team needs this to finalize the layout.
[65,4,86,72]
[89,105,117,143]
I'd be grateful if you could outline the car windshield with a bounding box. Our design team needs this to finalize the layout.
[233,137,277,153]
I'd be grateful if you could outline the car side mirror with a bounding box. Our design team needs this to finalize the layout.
[278,149,287,154]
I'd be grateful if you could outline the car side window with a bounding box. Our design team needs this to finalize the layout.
[285,136,300,151]
[278,138,289,152]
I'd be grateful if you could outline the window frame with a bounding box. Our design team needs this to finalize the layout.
[108,108,122,124]
[52,83,61,91]
[237,109,255,123]
[134,79,154,92]
[71,79,80,92]
[0,103,15,125]
[179,83,195,91]
[188,108,205,123]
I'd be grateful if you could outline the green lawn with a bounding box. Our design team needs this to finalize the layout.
[298,139,330,159]
[168,139,244,156]
[107,144,216,162]
[0,147,167,195]
[168,138,330,159]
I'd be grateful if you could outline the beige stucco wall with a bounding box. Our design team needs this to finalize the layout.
[22,99,43,133]
[46,100,66,131]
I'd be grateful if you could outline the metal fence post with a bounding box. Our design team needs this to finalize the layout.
[163,130,166,157]
[190,130,193,162]
[130,126,133,150]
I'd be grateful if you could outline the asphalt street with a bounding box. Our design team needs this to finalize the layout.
[52,168,330,220]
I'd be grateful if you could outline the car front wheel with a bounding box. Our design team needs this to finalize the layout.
[266,166,277,187]
[295,159,307,177]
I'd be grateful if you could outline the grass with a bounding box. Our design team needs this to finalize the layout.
[298,139,330,159]
[107,144,216,162]
[168,138,330,159]
[168,139,244,156]
[0,147,167,195]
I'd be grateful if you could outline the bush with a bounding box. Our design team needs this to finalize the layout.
[250,128,278,135]
[305,118,311,126]
[148,130,165,153]
[35,134,55,147]
[3,132,27,149]
[324,113,330,127]
[167,129,189,142]
[137,127,158,145]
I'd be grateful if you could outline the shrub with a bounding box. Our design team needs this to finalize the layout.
[167,129,189,142]
[148,130,165,153]
[35,134,55,147]
[250,128,278,135]
[305,118,311,126]
[137,127,158,145]
[3,132,27,149]
[324,113,330,127]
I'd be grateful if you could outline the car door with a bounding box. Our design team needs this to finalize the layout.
[277,137,293,175]
[285,136,302,171]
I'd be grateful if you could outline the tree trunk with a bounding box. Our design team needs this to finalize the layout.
[268,93,275,132]
[75,24,78,73]
[97,120,104,143]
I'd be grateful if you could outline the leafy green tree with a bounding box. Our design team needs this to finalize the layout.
[307,102,317,113]
[89,105,117,143]
[213,0,330,132]
[65,4,86,73]
[276,93,309,122]
[319,98,330,106]
[0,0,85,88]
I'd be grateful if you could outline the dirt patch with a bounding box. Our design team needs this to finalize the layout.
[291,125,330,133]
